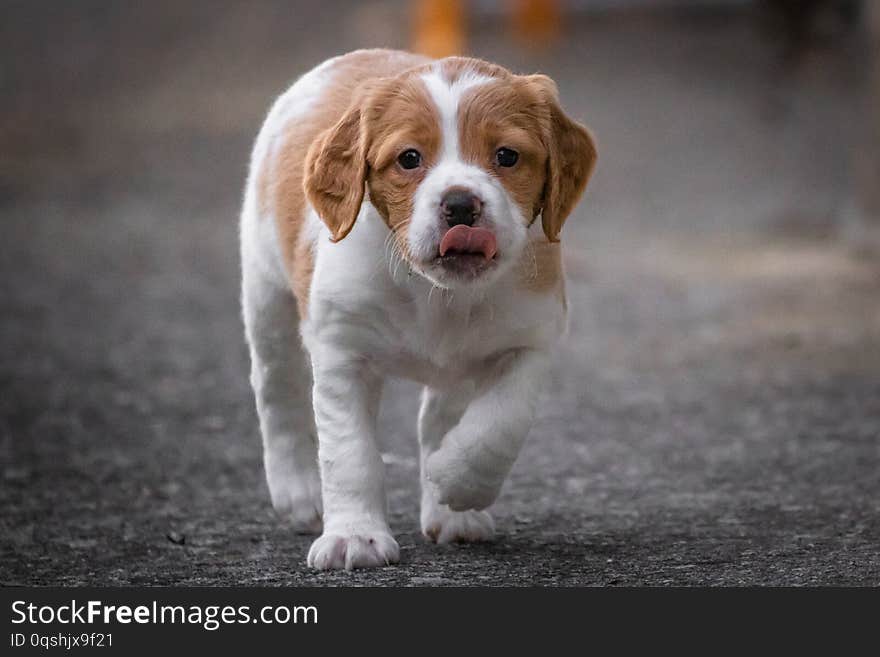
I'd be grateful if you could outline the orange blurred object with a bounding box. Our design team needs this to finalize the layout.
[412,0,466,58]
[510,0,560,47]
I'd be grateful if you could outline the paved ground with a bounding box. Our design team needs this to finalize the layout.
[2,2,878,585]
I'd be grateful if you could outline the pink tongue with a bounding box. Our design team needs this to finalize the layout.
[439,225,497,260]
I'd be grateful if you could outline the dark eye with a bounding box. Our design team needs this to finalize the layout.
[397,149,422,170]
[495,147,519,167]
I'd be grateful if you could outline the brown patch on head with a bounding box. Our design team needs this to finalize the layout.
[258,49,430,316]
[362,76,441,258]
[457,69,597,242]
[304,60,444,263]
[458,75,549,226]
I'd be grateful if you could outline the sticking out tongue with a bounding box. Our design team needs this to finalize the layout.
[439,225,497,260]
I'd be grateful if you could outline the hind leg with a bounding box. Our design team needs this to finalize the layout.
[242,239,322,533]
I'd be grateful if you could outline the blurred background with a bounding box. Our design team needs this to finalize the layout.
[1,0,878,585]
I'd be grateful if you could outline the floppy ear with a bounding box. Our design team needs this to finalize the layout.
[527,75,598,242]
[303,98,368,242]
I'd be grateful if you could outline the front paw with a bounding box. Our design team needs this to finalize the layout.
[307,528,399,570]
[422,503,495,544]
[425,446,503,511]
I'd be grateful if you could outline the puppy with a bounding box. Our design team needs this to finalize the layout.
[240,49,596,570]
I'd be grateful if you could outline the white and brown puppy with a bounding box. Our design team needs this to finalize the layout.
[240,49,596,570]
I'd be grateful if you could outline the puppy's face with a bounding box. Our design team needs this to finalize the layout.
[305,58,597,290]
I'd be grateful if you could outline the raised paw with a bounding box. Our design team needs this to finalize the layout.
[425,446,503,512]
[307,529,400,570]
[422,504,495,544]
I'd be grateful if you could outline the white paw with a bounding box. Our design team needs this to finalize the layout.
[425,446,502,512]
[265,460,323,534]
[307,529,400,570]
[421,504,495,544]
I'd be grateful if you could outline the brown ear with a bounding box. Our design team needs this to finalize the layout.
[303,99,368,242]
[527,75,597,242]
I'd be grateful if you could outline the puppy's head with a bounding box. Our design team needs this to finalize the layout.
[304,57,597,289]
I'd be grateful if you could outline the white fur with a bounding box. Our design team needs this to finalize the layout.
[420,68,490,162]
[241,54,567,570]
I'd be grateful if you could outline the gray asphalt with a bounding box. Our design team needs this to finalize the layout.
[1,1,878,585]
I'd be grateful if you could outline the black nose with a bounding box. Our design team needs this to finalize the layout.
[441,188,481,227]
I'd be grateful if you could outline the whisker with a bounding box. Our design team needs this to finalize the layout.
[523,241,538,282]
[383,226,408,281]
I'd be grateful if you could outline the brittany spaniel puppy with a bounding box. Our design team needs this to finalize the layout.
[240,49,596,570]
